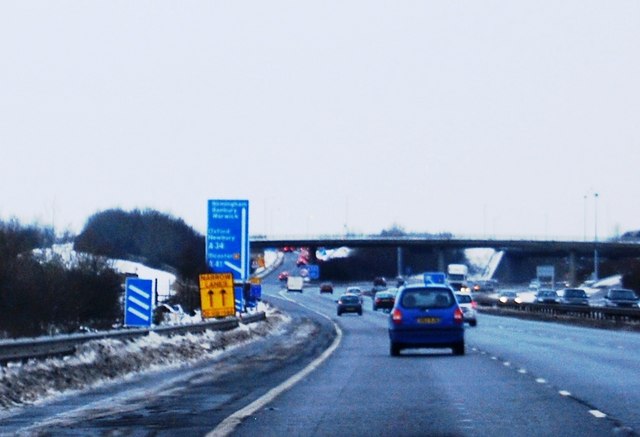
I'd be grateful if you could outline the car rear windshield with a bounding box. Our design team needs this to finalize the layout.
[340,295,360,303]
[609,289,638,300]
[401,288,454,309]
[456,294,472,303]
[564,289,587,298]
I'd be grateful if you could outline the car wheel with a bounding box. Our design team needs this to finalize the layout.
[470,320,477,327]
[358,310,363,316]
[453,341,465,356]
[372,305,377,311]
[337,311,342,316]
[390,342,401,357]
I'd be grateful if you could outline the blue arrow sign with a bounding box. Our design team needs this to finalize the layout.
[207,200,250,280]
[124,278,154,327]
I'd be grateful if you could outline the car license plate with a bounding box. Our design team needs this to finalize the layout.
[417,317,440,324]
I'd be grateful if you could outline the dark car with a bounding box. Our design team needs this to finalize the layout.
[388,284,465,356]
[373,290,395,311]
[604,288,639,308]
[320,282,334,294]
[535,289,560,304]
[558,288,589,306]
[373,276,387,287]
[337,294,363,316]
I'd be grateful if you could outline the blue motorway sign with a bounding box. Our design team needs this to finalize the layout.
[207,200,250,280]
[307,264,320,280]
[424,272,447,285]
[124,278,154,327]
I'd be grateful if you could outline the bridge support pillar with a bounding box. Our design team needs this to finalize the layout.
[437,248,446,272]
[397,247,403,278]
[568,251,577,286]
[308,245,318,264]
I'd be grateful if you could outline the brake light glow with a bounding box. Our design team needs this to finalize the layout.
[454,307,464,324]
[471,300,478,309]
[392,308,403,324]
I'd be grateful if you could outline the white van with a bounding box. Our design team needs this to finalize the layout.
[287,276,304,292]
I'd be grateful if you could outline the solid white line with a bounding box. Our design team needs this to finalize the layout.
[206,295,343,437]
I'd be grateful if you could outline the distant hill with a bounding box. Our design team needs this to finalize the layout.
[74,208,207,279]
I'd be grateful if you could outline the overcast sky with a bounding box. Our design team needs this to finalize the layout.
[1,1,639,240]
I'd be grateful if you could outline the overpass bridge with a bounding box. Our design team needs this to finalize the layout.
[251,236,640,284]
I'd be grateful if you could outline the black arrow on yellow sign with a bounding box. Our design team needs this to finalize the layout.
[208,290,214,307]
[220,289,227,307]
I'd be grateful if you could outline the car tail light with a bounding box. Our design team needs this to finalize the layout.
[471,300,478,309]
[392,308,403,324]
[454,307,464,324]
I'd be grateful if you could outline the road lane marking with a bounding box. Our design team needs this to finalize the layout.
[589,410,607,418]
[536,378,547,384]
[207,295,343,437]
[559,390,571,396]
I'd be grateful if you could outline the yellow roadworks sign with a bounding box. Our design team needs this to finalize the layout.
[199,273,235,318]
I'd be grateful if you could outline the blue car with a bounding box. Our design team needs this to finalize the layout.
[388,284,465,356]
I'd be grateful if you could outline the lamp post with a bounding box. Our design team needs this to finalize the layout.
[583,194,587,242]
[594,192,599,281]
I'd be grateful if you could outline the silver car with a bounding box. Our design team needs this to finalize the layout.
[455,293,477,327]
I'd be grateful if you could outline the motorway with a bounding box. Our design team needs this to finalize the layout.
[1,257,640,436]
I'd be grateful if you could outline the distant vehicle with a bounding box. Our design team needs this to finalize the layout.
[558,288,589,306]
[604,288,640,308]
[373,289,396,311]
[278,271,289,281]
[455,293,478,327]
[337,294,363,316]
[447,264,469,292]
[373,277,387,287]
[472,279,497,292]
[286,276,304,292]
[498,291,522,305]
[320,282,334,294]
[388,284,465,356]
[296,256,308,267]
[535,289,560,304]
[346,286,364,303]
[346,286,362,295]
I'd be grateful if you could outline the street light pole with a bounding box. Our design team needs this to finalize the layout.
[594,192,599,281]
[583,194,587,242]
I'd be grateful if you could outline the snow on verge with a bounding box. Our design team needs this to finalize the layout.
[0,304,290,410]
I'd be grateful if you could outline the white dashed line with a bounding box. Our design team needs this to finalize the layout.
[559,390,571,397]
[536,378,547,384]
[518,368,527,374]
[589,410,607,418]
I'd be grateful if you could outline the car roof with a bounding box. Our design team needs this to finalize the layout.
[402,283,452,290]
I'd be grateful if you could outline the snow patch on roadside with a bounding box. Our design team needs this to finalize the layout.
[0,305,290,411]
